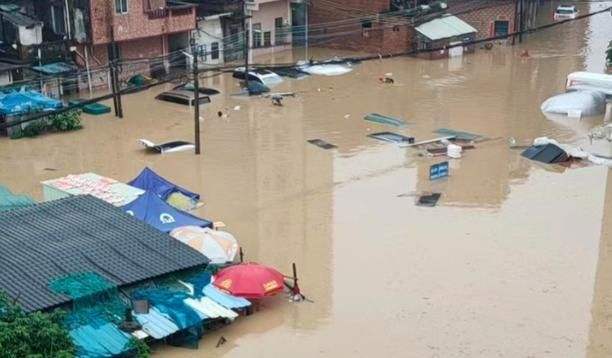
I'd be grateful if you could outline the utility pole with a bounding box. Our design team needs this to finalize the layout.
[518,0,524,43]
[304,0,309,61]
[108,10,123,118]
[191,38,201,155]
[243,0,250,94]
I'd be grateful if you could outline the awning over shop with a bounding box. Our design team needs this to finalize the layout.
[415,15,477,41]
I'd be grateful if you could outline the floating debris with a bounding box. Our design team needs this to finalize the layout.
[307,139,337,150]
[433,128,484,141]
[417,193,441,207]
[138,139,194,154]
[364,113,406,127]
[368,131,414,144]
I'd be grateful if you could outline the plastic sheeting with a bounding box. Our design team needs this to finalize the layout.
[0,90,62,116]
[541,90,606,117]
[69,321,131,357]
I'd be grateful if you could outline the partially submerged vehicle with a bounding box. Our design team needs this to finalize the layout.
[232,67,283,87]
[554,5,578,20]
[541,72,612,118]
[155,90,211,106]
[172,82,220,96]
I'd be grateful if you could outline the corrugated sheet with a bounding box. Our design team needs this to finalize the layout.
[203,283,251,309]
[135,307,180,339]
[0,195,209,311]
[415,15,477,41]
[184,297,238,320]
[69,322,131,357]
[0,185,35,211]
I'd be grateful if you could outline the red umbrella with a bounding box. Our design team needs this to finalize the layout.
[213,263,285,299]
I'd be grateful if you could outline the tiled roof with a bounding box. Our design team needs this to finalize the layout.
[0,195,209,312]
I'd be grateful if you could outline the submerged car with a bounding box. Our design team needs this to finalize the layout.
[172,83,221,96]
[155,90,211,106]
[554,5,578,20]
[232,67,283,87]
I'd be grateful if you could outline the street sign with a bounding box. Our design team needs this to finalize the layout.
[429,161,449,180]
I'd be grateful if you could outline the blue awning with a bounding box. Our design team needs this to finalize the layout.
[0,90,62,116]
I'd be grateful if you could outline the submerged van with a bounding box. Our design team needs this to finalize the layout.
[566,72,612,96]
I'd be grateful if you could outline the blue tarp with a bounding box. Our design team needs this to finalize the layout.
[128,167,200,201]
[0,90,62,116]
[121,191,211,232]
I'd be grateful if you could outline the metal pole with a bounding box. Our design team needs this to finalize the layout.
[305,0,308,61]
[243,0,249,94]
[191,38,201,155]
[518,0,524,43]
[84,46,93,94]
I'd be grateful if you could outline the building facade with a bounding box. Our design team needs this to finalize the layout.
[246,0,292,58]
[308,0,413,55]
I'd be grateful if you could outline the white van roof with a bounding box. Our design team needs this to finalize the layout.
[567,72,612,95]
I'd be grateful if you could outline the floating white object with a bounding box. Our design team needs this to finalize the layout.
[447,144,462,158]
[233,105,241,111]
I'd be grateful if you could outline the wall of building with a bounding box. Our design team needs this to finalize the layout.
[0,71,12,86]
[308,0,412,54]
[89,0,196,44]
[457,1,516,40]
[194,17,224,65]
[249,0,291,49]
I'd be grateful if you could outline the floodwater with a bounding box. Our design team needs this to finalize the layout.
[1,1,612,357]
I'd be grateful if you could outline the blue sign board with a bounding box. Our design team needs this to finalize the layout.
[429,161,449,180]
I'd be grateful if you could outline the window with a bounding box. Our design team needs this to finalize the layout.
[493,20,509,36]
[361,20,372,29]
[274,17,286,44]
[252,23,262,48]
[274,17,283,28]
[50,5,65,34]
[115,0,128,14]
[263,31,271,47]
[211,42,219,60]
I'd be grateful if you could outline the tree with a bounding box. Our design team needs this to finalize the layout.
[0,293,74,358]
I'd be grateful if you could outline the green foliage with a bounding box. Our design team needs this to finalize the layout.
[49,110,82,132]
[0,293,75,358]
[128,338,151,358]
[10,110,82,140]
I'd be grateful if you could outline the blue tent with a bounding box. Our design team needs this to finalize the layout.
[128,167,199,201]
[121,191,211,232]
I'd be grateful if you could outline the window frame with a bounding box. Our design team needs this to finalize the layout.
[210,42,219,60]
[115,0,129,15]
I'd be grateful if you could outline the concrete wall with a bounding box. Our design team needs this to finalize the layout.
[0,71,12,86]
[194,17,224,65]
[249,0,292,56]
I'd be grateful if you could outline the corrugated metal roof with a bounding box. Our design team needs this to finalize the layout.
[0,185,35,211]
[203,283,251,309]
[415,15,477,41]
[0,195,209,312]
[0,10,42,27]
[134,307,180,339]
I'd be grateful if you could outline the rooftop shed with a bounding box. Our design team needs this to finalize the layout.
[0,195,209,312]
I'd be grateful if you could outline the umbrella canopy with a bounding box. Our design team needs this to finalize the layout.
[170,226,238,264]
[213,263,285,299]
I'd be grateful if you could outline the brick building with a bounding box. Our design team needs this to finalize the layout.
[449,0,539,41]
[308,0,413,55]
[73,0,196,83]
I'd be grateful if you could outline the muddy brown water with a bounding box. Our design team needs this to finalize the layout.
[1,2,612,357]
